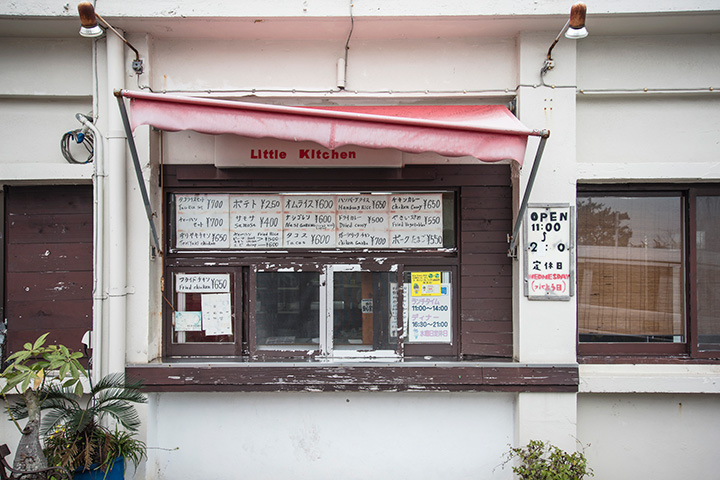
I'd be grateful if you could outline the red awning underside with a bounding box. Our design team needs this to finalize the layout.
[120,90,539,165]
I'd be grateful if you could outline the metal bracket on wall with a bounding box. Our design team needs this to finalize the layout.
[507,132,550,258]
[115,92,163,257]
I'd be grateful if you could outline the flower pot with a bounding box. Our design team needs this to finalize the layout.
[73,456,125,480]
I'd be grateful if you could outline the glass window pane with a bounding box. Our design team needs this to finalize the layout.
[577,195,685,343]
[256,272,320,347]
[173,273,235,344]
[333,272,397,351]
[696,196,720,350]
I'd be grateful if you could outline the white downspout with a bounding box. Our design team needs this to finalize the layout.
[76,113,104,386]
[106,32,127,377]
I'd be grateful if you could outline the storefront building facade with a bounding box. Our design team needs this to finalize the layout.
[1,2,720,478]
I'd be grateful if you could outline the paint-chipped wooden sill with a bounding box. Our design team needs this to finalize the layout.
[125,362,578,393]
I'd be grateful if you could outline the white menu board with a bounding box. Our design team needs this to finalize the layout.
[176,194,230,248]
[337,194,390,248]
[283,195,336,248]
[176,273,230,293]
[174,193,445,250]
[389,194,444,248]
[230,195,283,248]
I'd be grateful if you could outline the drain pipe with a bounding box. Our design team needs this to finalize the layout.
[106,32,127,377]
[76,113,104,386]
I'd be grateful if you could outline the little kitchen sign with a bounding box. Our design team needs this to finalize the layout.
[214,136,403,168]
[249,148,359,161]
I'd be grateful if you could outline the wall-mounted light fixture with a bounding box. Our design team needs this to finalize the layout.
[541,3,588,79]
[77,2,144,75]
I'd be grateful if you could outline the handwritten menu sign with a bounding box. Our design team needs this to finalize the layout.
[176,194,230,248]
[524,204,574,300]
[230,195,283,248]
[389,194,443,248]
[283,195,336,248]
[176,274,230,293]
[174,193,444,250]
[337,194,389,248]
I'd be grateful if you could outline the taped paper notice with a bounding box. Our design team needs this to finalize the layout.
[410,272,442,296]
[174,311,202,332]
[201,293,233,336]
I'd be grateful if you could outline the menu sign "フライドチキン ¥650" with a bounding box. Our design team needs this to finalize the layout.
[175,193,444,249]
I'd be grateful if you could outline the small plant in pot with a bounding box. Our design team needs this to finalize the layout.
[10,372,147,479]
[1,333,85,477]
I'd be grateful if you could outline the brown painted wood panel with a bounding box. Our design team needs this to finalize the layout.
[9,329,91,353]
[460,177,513,359]
[461,219,512,232]
[462,344,514,358]
[4,186,93,358]
[463,320,512,334]
[6,272,92,301]
[461,231,510,243]
[126,363,577,392]
[6,213,92,244]
[483,366,579,386]
[6,243,92,273]
[462,332,513,345]
[461,207,513,221]
[460,253,512,265]
[461,286,512,300]
[461,196,513,209]
[461,263,511,277]
[5,187,93,215]
[460,275,512,288]
[461,186,512,199]
[6,300,92,331]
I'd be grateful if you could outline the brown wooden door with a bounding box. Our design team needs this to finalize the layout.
[3,185,93,359]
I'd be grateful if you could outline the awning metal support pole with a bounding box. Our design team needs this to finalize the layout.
[507,132,549,258]
[115,92,163,257]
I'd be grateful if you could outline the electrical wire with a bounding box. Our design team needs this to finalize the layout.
[61,125,95,164]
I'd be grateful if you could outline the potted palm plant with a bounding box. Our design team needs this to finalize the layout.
[1,333,85,476]
[10,372,147,479]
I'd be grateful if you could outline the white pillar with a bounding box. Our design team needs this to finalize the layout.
[512,31,581,453]
[106,32,127,377]
[516,392,578,452]
[514,32,579,364]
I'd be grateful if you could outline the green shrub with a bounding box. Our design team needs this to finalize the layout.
[503,439,593,480]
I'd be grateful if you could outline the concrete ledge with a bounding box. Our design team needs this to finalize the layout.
[579,364,720,393]
[577,162,720,183]
[0,163,93,182]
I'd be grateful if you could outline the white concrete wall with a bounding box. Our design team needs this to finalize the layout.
[576,34,720,181]
[0,37,93,175]
[146,392,515,480]
[578,393,720,480]
[149,35,516,94]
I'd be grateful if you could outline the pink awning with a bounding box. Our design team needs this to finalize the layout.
[119,90,542,165]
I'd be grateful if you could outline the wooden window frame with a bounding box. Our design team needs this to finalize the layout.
[163,174,462,360]
[577,183,720,361]
[161,164,518,360]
